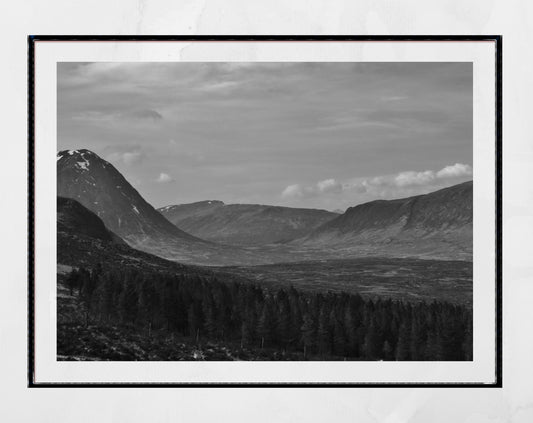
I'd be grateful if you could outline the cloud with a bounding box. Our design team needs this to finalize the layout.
[199,81,240,93]
[282,184,303,198]
[281,164,472,200]
[156,173,174,183]
[71,111,113,122]
[106,147,145,166]
[385,163,472,188]
[436,163,472,178]
[380,95,408,102]
[355,164,472,191]
[71,109,163,123]
[282,178,343,199]
[126,109,163,121]
[394,170,436,187]
[316,178,343,194]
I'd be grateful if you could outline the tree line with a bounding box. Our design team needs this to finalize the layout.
[64,265,472,361]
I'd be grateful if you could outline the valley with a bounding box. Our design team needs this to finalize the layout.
[215,257,472,306]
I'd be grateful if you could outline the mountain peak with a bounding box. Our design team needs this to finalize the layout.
[57,148,100,159]
[57,149,110,174]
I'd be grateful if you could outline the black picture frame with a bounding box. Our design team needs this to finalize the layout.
[28,35,502,388]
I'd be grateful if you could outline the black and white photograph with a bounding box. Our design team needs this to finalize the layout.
[55,61,474,363]
[5,0,533,420]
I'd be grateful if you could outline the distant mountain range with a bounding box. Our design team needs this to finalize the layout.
[57,149,472,263]
[158,201,338,246]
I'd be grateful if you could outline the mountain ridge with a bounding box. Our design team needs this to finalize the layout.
[158,200,339,246]
[57,148,472,262]
[294,181,473,260]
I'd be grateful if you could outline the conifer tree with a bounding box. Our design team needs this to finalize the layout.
[409,313,425,360]
[202,291,217,338]
[362,319,381,359]
[118,275,139,325]
[462,312,473,361]
[344,307,358,356]
[257,299,276,348]
[383,340,393,360]
[317,306,331,356]
[395,322,411,360]
[79,267,97,327]
[332,313,346,356]
[188,303,201,344]
[138,277,158,336]
[65,269,80,296]
[240,319,253,348]
[301,312,316,358]
[276,292,292,349]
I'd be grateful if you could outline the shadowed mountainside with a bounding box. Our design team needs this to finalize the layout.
[57,196,195,273]
[58,196,125,245]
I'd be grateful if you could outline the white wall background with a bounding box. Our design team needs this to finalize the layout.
[1,0,531,421]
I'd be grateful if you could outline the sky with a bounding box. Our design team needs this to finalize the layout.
[57,62,472,211]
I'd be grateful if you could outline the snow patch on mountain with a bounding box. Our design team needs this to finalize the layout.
[76,160,89,170]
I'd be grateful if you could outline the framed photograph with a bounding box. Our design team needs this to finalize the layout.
[28,35,502,387]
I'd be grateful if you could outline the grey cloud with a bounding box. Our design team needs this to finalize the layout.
[104,146,146,166]
[282,178,344,199]
[72,109,163,123]
[126,109,163,121]
[156,173,174,183]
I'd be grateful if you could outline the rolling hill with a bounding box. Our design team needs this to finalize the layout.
[158,201,338,246]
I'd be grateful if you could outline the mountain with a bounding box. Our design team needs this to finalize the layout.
[294,181,473,260]
[158,201,338,246]
[57,149,199,244]
[57,149,272,265]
